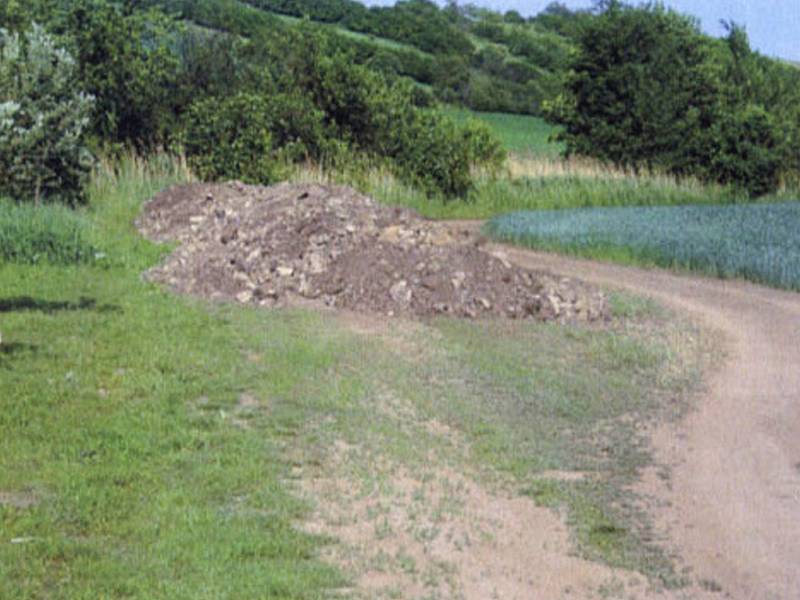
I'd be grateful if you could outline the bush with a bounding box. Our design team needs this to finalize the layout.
[392,112,473,197]
[0,25,94,205]
[180,27,506,198]
[183,93,279,184]
[707,105,782,197]
[390,112,505,198]
[61,0,182,148]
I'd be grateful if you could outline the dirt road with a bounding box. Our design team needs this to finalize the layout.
[489,242,800,600]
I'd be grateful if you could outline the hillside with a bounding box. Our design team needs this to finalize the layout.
[3,0,798,204]
[148,0,580,115]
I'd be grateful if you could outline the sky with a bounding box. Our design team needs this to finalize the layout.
[361,1,800,62]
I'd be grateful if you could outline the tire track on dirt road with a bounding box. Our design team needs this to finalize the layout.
[488,242,800,600]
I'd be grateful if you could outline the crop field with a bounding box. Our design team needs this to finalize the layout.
[486,201,800,291]
[440,107,563,157]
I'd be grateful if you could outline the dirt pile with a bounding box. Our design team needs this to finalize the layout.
[137,182,608,321]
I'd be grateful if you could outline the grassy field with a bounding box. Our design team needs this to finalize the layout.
[0,156,713,595]
[0,159,352,598]
[441,107,564,157]
[486,202,800,291]
[271,11,431,56]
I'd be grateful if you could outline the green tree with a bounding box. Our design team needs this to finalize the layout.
[546,2,794,195]
[0,25,94,204]
[548,4,715,171]
[60,0,181,147]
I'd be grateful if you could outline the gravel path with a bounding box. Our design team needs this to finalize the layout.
[486,241,800,600]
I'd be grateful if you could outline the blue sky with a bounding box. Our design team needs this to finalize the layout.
[361,1,800,62]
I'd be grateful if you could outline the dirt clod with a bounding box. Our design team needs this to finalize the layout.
[137,182,608,321]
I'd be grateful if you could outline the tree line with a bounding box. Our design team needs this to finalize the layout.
[0,0,505,204]
[1,0,798,202]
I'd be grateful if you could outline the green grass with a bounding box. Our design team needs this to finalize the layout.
[1,155,713,594]
[362,169,742,220]
[0,200,99,265]
[441,107,563,157]
[486,202,800,291]
[0,158,353,599]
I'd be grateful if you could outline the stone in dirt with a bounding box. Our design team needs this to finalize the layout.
[136,182,608,322]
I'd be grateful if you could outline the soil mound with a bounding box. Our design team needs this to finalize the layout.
[137,182,607,321]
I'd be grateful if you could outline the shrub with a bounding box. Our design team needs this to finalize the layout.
[61,0,182,148]
[0,25,94,205]
[183,93,279,184]
[180,27,506,198]
[391,111,473,197]
[460,118,507,171]
[707,104,782,197]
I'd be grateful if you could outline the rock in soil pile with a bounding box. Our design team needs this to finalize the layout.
[137,182,608,322]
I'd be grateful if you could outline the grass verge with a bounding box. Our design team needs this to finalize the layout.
[0,156,352,599]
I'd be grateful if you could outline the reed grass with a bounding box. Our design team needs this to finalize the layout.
[287,154,744,220]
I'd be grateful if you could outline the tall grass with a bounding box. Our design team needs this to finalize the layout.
[0,200,98,265]
[88,151,194,268]
[90,151,193,215]
[288,155,745,220]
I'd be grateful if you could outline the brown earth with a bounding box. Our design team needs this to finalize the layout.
[484,240,800,600]
[136,183,606,322]
[297,436,664,600]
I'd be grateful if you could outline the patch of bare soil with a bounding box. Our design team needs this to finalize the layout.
[295,406,658,600]
[0,490,37,509]
[136,183,607,322]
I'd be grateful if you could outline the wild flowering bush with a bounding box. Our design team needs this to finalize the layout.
[0,25,94,205]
